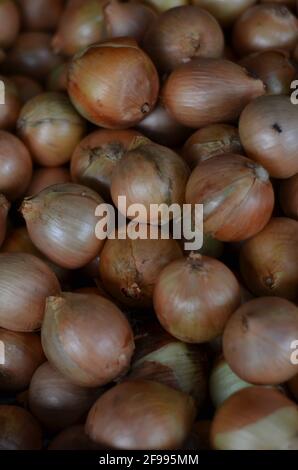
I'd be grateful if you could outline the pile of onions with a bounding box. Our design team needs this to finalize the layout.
[99,236,183,308]
[153,253,241,343]
[0,329,45,391]
[143,5,224,73]
[185,154,274,242]
[0,131,32,201]
[17,93,86,167]
[211,387,298,450]
[223,297,298,384]
[0,0,20,49]
[29,362,102,431]
[86,380,196,450]
[232,4,298,56]
[288,374,298,402]
[183,124,243,169]
[26,167,71,197]
[279,174,298,220]
[0,75,21,130]
[46,62,69,93]
[17,0,64,32]
[68,38,159,129]
[0,195,10,248]
[0,406,42,450]
[111,138,190,224]
[21,183,105,270]
[11,75,43,104]
[240,217,298,300]
[52,0,105,56]
[48,425,102,450]
[0,253,60,332]
[71,129,141,201]
[191,0,257,27]
[162,58,265,128]
[41,293,135,387]
[239,95,298,178]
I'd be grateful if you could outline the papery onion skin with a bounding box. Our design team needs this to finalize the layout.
[48,425,103,450]
[21,183,105,270]
[41,293,135,387]
[143,6,224,73]
[26,167,71,197]
[186,154,274,242]
[232,4,298,56]
[153,254,241,343]
[46,63,69,93]
[86,380,197,450]
[223,297,298,384]
[239,95,298,178]
[288,374,298,402]
[0,406,42,450]
[0,195,10,248]
[99,236,183,308]
[0,329,45,392]
[29,362,102,431]
[17,0,64,32]
[68,38,159,129]
[10,76,43,105]
[191,0,257,27]
[162,58,265,128]
[279,174,298,220]
[0,253,60,332]
[211,387,298,450]
[240,217,298,300]
[0,0,20,49]
[0,75,21,131]
[0,131,32,201]
[183,124,243,169]
[17,93,86,167]
[71,129,141,201]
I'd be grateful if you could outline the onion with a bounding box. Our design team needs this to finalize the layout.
[42,293,135,387]
[46,63,69,93]
[240,217,298,300]
[29,362,102,431]
[5,33,63,81]
[17,93,86,167]
[71,129,141,201]
[17,0,64,32]
[48,425,102,450]
[75,286,108,298]
[143,6,224,73]
[239,95,298,178]
[279,174,298,220]
[0,406,42,450]
[162,58,265,128]
[0,75,21,131]
[68,38,159,129]
[0,0,20,49]
[21,183,105,270]
[0,131,32,201]
[183,124,243,169]
[26,167,71,197]
[86,379,196,450]
[232,4,298,56]
[0,253,60,332]
[0,329,45,391]
[10,76,43,105]
[104,0,157,43]
[153,253,241,343]
[99,236,183,308]
[111,137,190,224]
[191,0,257,27]
[185,154,274,242]
[0,195,10,248]
[288,375,298,402]
[211,387,298,450]
[52,0,105,57]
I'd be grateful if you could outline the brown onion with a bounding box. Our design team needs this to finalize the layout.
[17,0,64,32]
[211,387,298,450]
[191,0,257,27]
[0,75,21,130]
[17,93,86,167]
[29,362,102,431]
[240,217,298,300]
[0,329,45,391]
[0,131,32,201]
[10,75,43,105]
[48,425,102,450]
[41,293,135,387]
[183,124,243,169]
[143,6,224,73]
[0,253,60,332]
[99,236,183,308]
[52,0,105,57]
[154,253,241,343]
[21,183,105,270]
[288,375,298,402]
[111,137,190,224]
[71,129,141,201]
[279,174,298,220]
[68,38,159,129]
[0,406,42,450]
[86,379,196,450]
[0,0,20,49]
[46,63,69,93]
[26,167,71,197]
[162,58,265,128]
[0,195,10,248]
[240,95,298,178]
[232,4,298,56]
[186,154,274,242]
